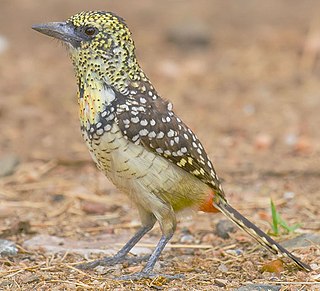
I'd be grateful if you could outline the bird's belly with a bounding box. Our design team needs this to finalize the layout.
[83,124,210,212]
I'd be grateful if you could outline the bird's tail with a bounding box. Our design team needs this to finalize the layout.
[213,195,311,271]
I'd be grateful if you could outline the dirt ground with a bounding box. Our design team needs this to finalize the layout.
[0,0,320,290]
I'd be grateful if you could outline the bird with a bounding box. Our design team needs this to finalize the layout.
[32,11,311,280]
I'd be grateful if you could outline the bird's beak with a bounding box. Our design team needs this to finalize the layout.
[32,22,82,47]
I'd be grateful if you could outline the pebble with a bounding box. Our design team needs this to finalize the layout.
[294,137,312,153]
[225,249,243,256]
[81,201,108,215]
[215,219,236,239]
[0,239,18,257]
[283,191,295,200]
[284,133,297,146]
[214,278,228,287]
[218,263,228,273]
[281,233,320,248]
[0,154,20,177]
[310,263,319,271]
[180,234,194,243]
[254,133,273,150]
[51,194,65,202]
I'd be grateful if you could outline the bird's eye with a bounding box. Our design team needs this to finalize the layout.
[84,26,97,36]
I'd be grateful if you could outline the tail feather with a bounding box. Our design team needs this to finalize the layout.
[213,195,311,272]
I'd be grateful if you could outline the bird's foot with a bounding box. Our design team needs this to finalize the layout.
[117,271,184,281]
[77,254,150,270]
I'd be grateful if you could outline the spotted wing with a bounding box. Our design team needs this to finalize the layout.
[116,92,223,193]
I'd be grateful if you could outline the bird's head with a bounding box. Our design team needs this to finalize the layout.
[33,11,141,92]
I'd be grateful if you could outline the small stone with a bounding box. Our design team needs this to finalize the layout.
[0,239,18,257]
[281,233,320,248]
[261,259,284,274]
[81,201,108,215]
[0,154,20,177]
[284,133,297,146]
[182,248,195,256]
[225,249,243,256]
[214,278,228,287]
[215,219,236,239]
[283,191,295,200]
[294,137,313,154]
[235,284,280,291]
[218,263,228,273]
[310,263,319,271]
[254,133,273,150]
[180,234,194,243]
[51,194,65,202]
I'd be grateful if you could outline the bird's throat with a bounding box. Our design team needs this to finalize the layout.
[78,80,116,127]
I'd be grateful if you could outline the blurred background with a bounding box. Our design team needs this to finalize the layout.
[0,0,319,288]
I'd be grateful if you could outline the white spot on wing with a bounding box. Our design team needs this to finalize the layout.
[139,129,149,136]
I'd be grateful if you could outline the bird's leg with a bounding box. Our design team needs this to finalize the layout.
[118,203,183,280]
[118,233,184,281]
[78,214,156,270]
[141,235,171,274]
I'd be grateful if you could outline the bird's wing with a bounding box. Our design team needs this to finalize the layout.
[115,92,223,193]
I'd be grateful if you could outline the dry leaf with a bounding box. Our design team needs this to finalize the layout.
[261,259,284,274]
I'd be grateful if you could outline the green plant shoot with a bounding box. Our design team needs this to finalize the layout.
[270,199,300,236]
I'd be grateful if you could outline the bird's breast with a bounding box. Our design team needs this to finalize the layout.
[82,121,212,213]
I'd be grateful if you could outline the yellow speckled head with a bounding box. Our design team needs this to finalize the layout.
[64,11,140,89]
[32,11,148,125]
[32,11,142,93]
[66,11,134,54]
